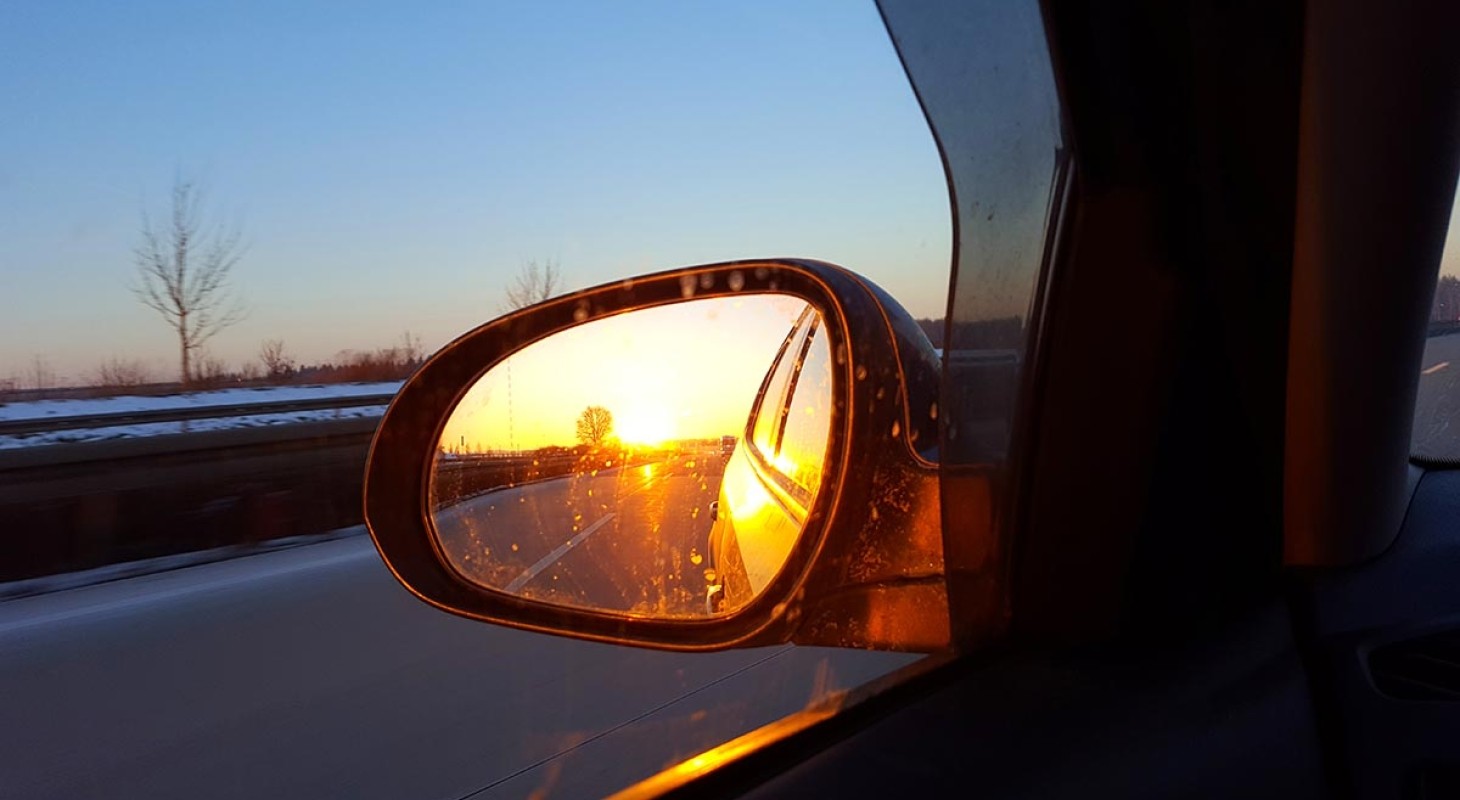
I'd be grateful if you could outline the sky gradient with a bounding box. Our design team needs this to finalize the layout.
[4,2,1457,385]
[438,295,810,453]
[1,1,950,384]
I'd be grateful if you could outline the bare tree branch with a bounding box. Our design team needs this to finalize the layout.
[258,339,295,380]
[132,176,248,386]
[503,259,563,311]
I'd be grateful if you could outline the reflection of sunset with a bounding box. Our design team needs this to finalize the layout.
[439,295,812,454]
[616,404,675,446]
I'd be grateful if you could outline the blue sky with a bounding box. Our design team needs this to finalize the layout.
[4,2,1457,386]
[0,1,951,383]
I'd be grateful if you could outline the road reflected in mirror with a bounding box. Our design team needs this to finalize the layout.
[430,294,834,618]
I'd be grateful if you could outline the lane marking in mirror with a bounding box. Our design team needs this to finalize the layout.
[505,512,617,594]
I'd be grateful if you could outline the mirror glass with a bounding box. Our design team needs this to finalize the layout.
[430,294,834,618]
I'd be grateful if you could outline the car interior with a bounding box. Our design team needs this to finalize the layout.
[664,1,1459,797]
[546,0,1460,797]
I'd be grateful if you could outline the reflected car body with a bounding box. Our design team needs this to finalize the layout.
[705,305,827,612]
[704,297,940,614]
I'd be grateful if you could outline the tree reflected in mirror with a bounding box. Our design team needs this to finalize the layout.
[430,294,834,618]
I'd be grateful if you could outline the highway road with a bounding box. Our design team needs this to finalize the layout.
[1415,332,1460,459]
[434,457,722,617]
[0,532,916,800]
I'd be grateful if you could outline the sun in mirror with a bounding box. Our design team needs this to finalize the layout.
[430,293,835,618]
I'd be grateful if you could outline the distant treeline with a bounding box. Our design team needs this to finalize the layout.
[914,317,1025,351]
[1435,275,1460,325]
[0,339,425,403]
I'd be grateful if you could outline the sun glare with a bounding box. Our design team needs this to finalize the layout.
[616,405,675,446]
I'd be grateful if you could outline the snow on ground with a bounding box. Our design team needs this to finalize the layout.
[0,382,401,450]
[0,381,401,422]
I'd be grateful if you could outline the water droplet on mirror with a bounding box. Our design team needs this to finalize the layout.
[876,387,885,399]
[573,306,589,323]
[689,549,703,565]
[929,402,938,420]
[755,267,769,280]
[511,543,519,552]
[699,273,714,289]
[728,271,745,291]
[680,275,697,299]
[855,365,867,381]
[890,421,901,438]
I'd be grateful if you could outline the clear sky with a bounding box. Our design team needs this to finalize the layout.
[1443,180,1460,281]
[438,295,810,453]
[0,1,952,385]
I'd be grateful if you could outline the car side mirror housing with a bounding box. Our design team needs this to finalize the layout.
[364,259,949,652]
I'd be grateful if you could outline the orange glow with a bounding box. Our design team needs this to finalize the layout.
[616,403,675,446]
[438,295,812,454]
[771,451,800,478]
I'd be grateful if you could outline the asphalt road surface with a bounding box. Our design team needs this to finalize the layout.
[1415,332,1460,459]
[0,533,917,800]
[434,458,723,617]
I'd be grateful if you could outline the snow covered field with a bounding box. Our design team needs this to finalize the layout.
[0,382,401,450]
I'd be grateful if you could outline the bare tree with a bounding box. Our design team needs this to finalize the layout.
[396,330,424,366]
[191,352,231,389]
[259,338,295,380]
[133,177,248,386]
[575,405,614,447]
[28,355,57,393]
[95,358,151,389]
[503,259,563,311]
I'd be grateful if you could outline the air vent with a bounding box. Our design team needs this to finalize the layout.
[1370,630,1460,701]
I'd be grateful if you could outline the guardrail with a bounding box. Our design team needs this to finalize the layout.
[0,413,385,583]
[0,393,397,437]
[1430,320,1460,337]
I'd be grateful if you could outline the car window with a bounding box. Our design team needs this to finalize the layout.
[877,0,1065,645]
[777,318,833,494]
[0,3,956,797]
[1413,175,1460,462]
[751,311,813,459]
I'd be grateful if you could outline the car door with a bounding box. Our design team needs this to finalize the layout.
[626,1,1460,798]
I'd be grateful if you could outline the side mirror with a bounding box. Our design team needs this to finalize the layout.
[364,260,948,652]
